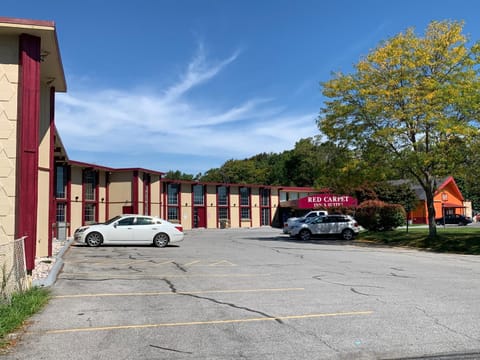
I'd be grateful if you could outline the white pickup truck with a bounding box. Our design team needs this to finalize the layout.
[283,210,328,234]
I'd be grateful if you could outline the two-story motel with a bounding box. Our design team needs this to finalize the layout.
[0,17,320,274]
[0,17,470,280]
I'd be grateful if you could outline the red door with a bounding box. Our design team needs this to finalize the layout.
[194,207,206,228]
[122,206,134,214]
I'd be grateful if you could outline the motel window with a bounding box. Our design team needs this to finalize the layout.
[56,203,66,222]
[84,203,95,224]
[217,186,228,206]
[168,207,178,221]
[260,188,270,206]
[83,169,97,224]
[167,183,180,221]
[84,170,96,201]
[289,193,299,201]
[55,166,68,199]
[218,207,229,220]
[167,184,179,205]
[241,207,251,220]
[193,184,204,206]
[240,187,250,206]
[240,187,250,220]
[217,186,229,223]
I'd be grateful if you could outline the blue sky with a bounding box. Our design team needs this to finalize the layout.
[4,0,480,174]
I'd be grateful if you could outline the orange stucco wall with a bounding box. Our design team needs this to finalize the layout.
[410,178,464,224]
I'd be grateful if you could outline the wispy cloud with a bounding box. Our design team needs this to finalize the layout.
[55,43,318,173]
[162,42,241,103]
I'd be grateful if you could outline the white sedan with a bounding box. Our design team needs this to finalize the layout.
[74,214,184,247]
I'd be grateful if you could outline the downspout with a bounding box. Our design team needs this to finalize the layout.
[48,87,55,256]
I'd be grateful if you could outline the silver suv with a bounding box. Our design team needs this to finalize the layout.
[283,210,328,234]
[289,214,359,241]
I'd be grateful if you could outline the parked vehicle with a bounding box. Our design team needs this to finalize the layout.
[289,214,359,241]
[283,210,328,234]
[74,214,184,247]
[435,214,472,226]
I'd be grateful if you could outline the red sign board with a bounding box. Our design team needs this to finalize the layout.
[298,194,358,209]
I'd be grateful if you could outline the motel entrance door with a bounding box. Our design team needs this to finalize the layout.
[193,207,206,228]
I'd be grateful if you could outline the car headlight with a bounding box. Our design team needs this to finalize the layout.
[75,227,89,234]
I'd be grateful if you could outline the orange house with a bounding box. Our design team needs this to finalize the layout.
[408,176,467,224]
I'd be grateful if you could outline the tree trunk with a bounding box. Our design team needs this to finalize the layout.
[424,182,437,244]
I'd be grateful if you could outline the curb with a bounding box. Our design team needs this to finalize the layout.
[32,238,74,288]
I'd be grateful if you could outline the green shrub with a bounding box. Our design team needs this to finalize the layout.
[356,200,405,231]
[356,200,384,231]
[380,204,406,230]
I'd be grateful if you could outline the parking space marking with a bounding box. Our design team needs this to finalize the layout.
[155,260,176,265]
[52,287,304,299]
[209,260,236,266]
[64,259,236,267]
[43,311,373,334]
[183,260,201,266]
[58,273,271,279]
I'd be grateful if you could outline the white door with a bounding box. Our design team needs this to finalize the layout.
[107,216,135,242]
[132,217,157,242]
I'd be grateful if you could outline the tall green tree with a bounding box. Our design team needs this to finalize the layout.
[318,20,480,239]
[163,170,198,181]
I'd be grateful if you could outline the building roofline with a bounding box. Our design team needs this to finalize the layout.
[0,17,55,28]
[0,17,67,92]
[435,176,464,201]
[277,186,317,192]
[115,167,165,176]
[161,178,318,190]
[68,160,165,176]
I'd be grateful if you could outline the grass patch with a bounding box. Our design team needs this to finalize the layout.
[0,287,51,348]
[358,226,480,254]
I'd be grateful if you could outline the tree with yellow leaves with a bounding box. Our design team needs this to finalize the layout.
[318,20,480,239]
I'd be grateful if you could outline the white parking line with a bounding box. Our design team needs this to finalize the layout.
[43,311,374,334]
[53,287,304,299]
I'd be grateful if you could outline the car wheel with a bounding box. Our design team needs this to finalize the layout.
[298,229,311,241]
[85,232,103,247]
[153,233,170,248]
[341,229,354,241]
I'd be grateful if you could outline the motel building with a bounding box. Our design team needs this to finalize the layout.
[0,17,323,286]
[0,17,472,293]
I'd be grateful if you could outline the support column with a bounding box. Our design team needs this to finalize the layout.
[132,171,138,214]
[15,34,41,271]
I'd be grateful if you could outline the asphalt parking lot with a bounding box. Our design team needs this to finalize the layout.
[4,228,480,359]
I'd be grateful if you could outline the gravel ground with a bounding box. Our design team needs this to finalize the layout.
[31,239,69,282]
